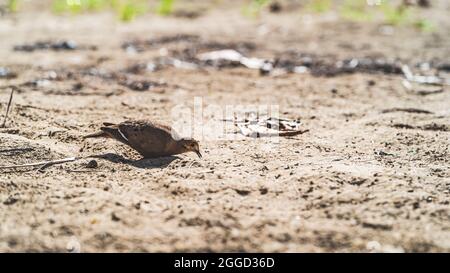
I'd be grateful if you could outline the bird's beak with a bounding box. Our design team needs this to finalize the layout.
[195,150,202,158]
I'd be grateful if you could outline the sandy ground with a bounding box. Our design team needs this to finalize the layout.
[0,2,449,252]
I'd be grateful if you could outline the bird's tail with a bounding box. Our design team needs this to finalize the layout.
[83,122,118,139]
[83,131,109,139]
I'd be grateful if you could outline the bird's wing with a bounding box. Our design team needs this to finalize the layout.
[118,120,175,154]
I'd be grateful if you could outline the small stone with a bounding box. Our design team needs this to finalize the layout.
[269,2,282,13]
[3,196,18,205]
[366,241,381,252]
[86,160,98,169]
[111,212,121,222]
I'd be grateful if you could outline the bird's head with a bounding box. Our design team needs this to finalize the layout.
[180,138,202,158]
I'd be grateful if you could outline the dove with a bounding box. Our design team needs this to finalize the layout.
[84,120,202,159]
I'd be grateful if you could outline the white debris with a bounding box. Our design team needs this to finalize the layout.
[198,49,243,62]
[402,64,448,86]
[171,59,198,70]
[294,66,309,74]
[197,49,273,72]
[240,57,267,69]
[232,115,305,138]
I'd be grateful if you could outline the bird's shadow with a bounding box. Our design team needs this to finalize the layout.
[89,153,179,169]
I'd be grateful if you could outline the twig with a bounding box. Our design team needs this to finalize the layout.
[66,169,102,173]
[416,89,444,96]
[0,157,78,170]
[381,108,433,114]
[0,147,34,155]
[1,88,14,128]
[278,129,310,137]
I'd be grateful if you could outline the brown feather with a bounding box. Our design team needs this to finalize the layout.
[84,120,201,158]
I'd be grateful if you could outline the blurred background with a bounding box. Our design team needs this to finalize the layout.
[0,0,444,26]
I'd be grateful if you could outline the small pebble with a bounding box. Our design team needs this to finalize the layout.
[86,160,98,169]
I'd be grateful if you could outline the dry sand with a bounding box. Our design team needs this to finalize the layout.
[0,2,449,252]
